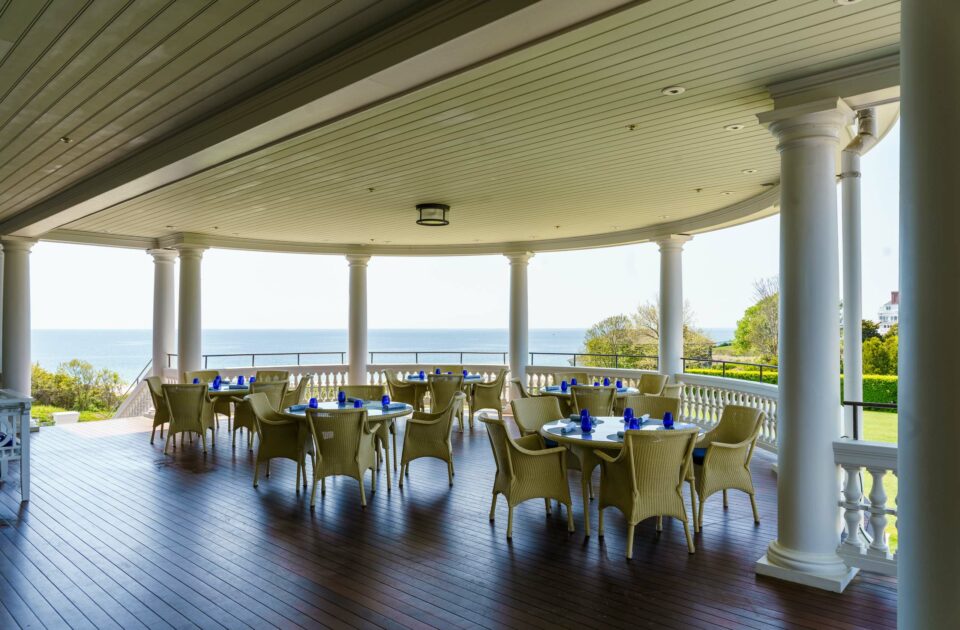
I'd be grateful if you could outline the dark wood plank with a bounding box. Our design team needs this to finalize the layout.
[0,414,897,629]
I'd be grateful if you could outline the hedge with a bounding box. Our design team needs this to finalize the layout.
[683,370,898,408]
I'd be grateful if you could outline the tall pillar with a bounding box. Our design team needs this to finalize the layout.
[754,100,856,591]
[1,238,34,396]
[149,249,177,378]
[506,252,532,387]
[347,255,370,385]
[175,245,206,377]
[899,2,960,626]
[657,235,691,379]
[840,146,863,438]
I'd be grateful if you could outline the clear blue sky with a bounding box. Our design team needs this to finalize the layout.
[30,123,900,331]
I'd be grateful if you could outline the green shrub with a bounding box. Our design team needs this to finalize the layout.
[32,360,123,412]
[842,374,898,408]
[684,368,778,385]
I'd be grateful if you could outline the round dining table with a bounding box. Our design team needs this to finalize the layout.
[284,400,414,488]
[539,416,701,536]
[404,373,484,411]
[538,385,640,398]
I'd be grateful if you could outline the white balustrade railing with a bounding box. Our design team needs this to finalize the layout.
[834,439,898,577]
[525,365,661,391]
[678,373,779,451]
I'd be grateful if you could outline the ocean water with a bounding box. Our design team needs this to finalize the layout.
[32,327,735,382]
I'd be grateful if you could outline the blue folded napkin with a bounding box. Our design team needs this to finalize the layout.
[347,397,363,402]
[381,402,407,410]
[559,422,582,435]
[288,404,308,412]
[617,387,628,393]
[544,385,561,391]
[228,384,246,390]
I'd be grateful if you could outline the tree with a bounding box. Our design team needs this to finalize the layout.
[863,332,898,375]
[733,277,779,362]
[861,319,881,342]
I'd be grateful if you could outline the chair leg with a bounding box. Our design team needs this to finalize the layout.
[656,516,663,532]
[163,433,171,455]
[296,461,301,490]
[201,432,207,454]
[683,519,696,554]
[359,477,367,507]
[626,524,636,560]
[392,430,398,472]
[699,496,706,529]
[566,502,575,532]
[723,489,728,508]
[750,493,760,523]
[371,467,377,494]
[544,498,552,515]
[507,505,514,539]
[253,454,261,487]
[489,493,497,521]
[383,447,391,490]
[446,460,454,486]
[160,423,164,439]
[265,460,271,477]
[150,425,157,445]
[598,507,605,537]
[689,480,699,533]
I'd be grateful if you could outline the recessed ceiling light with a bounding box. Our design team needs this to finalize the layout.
[59,136,72,143]
[659,215,670,219]
[834,0,861,5]
[724,124,745,131]
[626,124,637,132]
[660,86,685,96]
[165,225,176,229]
[721,191,733,196]
[611,226,620,230]
[741,168,757,174]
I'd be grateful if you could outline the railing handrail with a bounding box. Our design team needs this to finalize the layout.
[842,400,897,440]
[121,359,153,397]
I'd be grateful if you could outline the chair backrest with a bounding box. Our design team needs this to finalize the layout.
[244,392,276,420]
[339,385,385,402]
[306,408,367,471]
[510,378,529,398]
[434,365,463,375]
[287,376,310,403]
[555,372,589,386]
[660,384,682,399]
[251,381,287,410]
[182,369,219,384]
[161,384,206,430]
[629,394,681,421]
[711,404,764,444]
[255,370,290,384]
[510,396,563,435]
[638,373,668,395]
[145,376,168,420]
[623,428,698,495]
[570,385,615,416]
[481,416,513,478]
[429,374,464,411]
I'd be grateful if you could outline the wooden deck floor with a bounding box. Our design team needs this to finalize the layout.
[0,414,896,629]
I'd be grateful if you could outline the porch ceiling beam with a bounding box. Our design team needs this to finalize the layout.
[767,53,900,111]
[0,0,637,240]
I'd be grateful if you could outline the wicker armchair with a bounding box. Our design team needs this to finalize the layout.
[638,373,668,395]
[555,372,589,387]
[244,393,312,491]
[399,392,464,487]
[161,384,216,454]
[231,381,287,449]
[482,416,574,539]
[182,369,219,384]
[510,396,564,436]
[255,370,290,383]
[281,376,311,410]
[470,370,506,424]
[306,407,377,508]
[434,365,463,375]
[570,385,616,416]
[595,428,699,558]
[340,385,397,477]
[620,394,681,421]
[429,374,465,430]
[145,376,169,444]
[660,383,682,399]
[510,377,533,399]
[386,372,420,411]
[694,405,764,528]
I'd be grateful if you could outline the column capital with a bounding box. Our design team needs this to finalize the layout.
[147,248,178,263]
[346,254,371,266]
[757,98,853,149]
[0,236,37,254]
[504,251,534,265]
[656,234,692,251]
[173,244,207,259]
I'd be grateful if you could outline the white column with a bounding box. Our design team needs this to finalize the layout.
[899,3,960,626]
[657,235,691,379]
[840,146,863,438]
[754,101,856,592]
[175,245,206,377]
[148,249,177,378]
[347,254,370,385]
[506,252,532,386]
[1,238,34,396]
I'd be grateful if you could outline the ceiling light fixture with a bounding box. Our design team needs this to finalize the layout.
[59,136,72,143]
[721,191,733,196]
[724,124,745,131]
[660,86,685,96]
[416,203,450,226]
[834,0,861,5]
[741,168,757,174]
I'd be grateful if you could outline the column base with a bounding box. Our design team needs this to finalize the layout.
[756,541,858,593]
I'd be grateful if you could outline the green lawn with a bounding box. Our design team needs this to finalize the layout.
[32,404,114,426]
[860,409,898,549]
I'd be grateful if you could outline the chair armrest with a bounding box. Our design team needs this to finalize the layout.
[593,449,621,464]
[513,433,544,451]
[406,416,443,426]
[700,439,754,468]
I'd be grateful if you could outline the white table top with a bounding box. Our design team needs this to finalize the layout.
[539,417,701,449]
[405,374,483,383]
[539,386,639,398]
[285,401,413,420]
